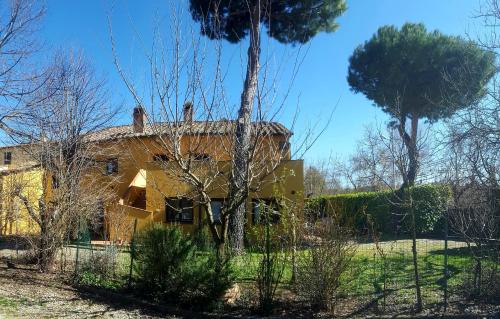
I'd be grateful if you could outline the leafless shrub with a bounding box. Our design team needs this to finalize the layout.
[295,216,357,313]
[251,205,288,313]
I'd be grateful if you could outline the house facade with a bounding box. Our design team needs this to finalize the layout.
[0,106,304,241]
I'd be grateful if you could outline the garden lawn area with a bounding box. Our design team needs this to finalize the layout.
[1,238,497,317]
[231,238,485,311]
[64,238,496,315]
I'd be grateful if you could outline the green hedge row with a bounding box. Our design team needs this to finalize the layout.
[305,184,451,236]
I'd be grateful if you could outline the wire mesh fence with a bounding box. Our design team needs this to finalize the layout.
[336,218,499,315]
[46,213,500,313]
[1,209,498,315]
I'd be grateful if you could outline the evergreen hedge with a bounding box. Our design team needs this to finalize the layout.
[305,184,451,236]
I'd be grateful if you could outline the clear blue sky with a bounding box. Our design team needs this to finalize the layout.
[40,0,484,162]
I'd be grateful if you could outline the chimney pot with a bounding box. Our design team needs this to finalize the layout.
[183,102,193,122]
[133,107,146,133]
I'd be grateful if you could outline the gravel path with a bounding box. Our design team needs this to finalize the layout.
[0,262,180,319]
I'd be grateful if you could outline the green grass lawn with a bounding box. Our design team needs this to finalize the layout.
[69,238,495,311]
[231,238,491,309]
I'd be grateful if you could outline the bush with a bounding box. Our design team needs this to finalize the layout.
[296,217,357,312]
[407,184,451,234]
[192,224,213,251]
[305,184,451,236]
[132,224,233,305]
[253,215,288,313]
[74,244,122,290]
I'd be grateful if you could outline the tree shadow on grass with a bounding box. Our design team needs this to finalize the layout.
[428,246,473,256]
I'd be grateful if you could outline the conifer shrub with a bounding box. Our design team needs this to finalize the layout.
[132,224,233,306]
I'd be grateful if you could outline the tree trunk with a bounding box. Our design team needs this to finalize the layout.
[217,216,230,257]
[402,115,419,187]
[229,205,246,254]
[409,195,423,312]
[38,209,54,272]
[228,1,261,254]
[398,114,422,311]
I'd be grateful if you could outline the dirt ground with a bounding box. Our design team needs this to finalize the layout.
[0,262,182,319]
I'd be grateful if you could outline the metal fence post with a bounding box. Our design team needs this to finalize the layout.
[75,218,81,273]
[128,218,138,289]
[444,208,449,312]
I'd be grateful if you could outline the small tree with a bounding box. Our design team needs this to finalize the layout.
[347,23,495,311]
[5,52,115,271]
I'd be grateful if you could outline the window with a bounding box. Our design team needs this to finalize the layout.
[52,176,59,189]
[193,153,210,161]
[166,198,193,224]
[3,152,12,165]
[210,199,225,224]
[278,141,290,152]
[252,199,280,225]
[105,158,118,175]
[153,154,169,162]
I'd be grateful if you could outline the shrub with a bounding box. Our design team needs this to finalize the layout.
[305,184,451,236]
[132,224,233,305]
[254,215,288,313]
[192,224,213,251]
[132,224,195,297]
[74,244,122,290]
[296,217,357,312]
[192,250,235,306]
[406,184,451,234]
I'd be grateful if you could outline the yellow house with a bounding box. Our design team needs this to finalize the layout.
[0,106,304,241]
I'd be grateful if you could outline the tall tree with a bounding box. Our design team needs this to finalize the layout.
[347,22,495,312]
[189,0,347,252]
[348,23,495,188]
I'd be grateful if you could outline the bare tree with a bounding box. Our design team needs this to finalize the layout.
[440,80,499,299]
[3,51,116,271]
[440,126,498,295]
[435,0,500,297]
[109,6,321,254]
[304,157,343,197]
[0,0,45,129]
[339,117,435,311]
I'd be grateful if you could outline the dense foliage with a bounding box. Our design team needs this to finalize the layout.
[132,224,234,306]
[348,23,495,122]
[305,184,451,236]
[189,0,347,44]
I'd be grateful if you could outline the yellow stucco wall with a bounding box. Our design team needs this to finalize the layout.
[0,132,304,241]
[0,168,43,235]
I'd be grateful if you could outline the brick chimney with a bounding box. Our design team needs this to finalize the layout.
[183,102,193,122]
[133,106,146,133]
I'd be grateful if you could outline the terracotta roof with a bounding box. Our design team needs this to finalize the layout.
[84,121,291,143]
